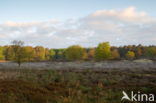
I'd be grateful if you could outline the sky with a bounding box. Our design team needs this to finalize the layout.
[0,0,156,48]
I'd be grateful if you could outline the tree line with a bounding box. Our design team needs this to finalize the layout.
[0,40,156,66]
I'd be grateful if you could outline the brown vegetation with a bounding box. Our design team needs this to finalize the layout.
[0,68,155,103]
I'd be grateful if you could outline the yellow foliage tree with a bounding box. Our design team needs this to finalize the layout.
[88,48,95,60]
[126,51,135,60]
[111,49,120,59]
[95,42,111,60]
[23,46,35,61]
[65,45,87,60]
[34,46,45,61]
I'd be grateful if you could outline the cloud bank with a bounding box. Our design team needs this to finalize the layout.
[0,7,156,48]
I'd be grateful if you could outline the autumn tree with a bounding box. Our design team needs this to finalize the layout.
[135,48,143,58]
[126,51,135,60]
[65,45,87,61]
[88,48,95,60]
[11,40,26,67]
[23,46,35,61]
[0,46,4,60]
[111,49,120,59]
[95,42,111,60]
[34,46,45,61]
[3,46,13,60]
[45,48,50,60]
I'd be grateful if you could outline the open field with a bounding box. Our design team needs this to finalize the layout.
[0,60,156,70]
[0,61,156,103]
[1,0,156,102]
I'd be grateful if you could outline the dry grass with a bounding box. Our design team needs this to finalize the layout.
[0,68,155,103]
[0,60,7,63]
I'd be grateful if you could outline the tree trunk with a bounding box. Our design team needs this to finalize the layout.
[18,61,21,67]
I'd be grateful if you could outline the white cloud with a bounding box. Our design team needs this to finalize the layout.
[90,6,153,23]
[0,7,155,48]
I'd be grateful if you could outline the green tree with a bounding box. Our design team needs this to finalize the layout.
[3,46,13,60]
[0,46,4,60]
[49,49,56,60]
[95,42,111,60]
[65,45,87,61]
[146,47,156,59]
[126,51,135,60]
[11,40,26,67]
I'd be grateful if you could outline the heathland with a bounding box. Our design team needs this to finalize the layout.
[0,41,156,103]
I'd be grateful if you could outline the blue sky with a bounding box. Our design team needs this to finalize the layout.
[1,0,156,22]
[0,0,156,48]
